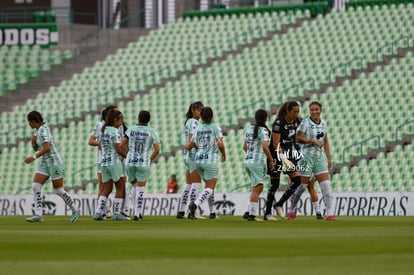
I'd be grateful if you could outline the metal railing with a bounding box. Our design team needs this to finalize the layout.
[376,35,411,62]
[342,135,381,163]
[328,56,364,83]
[395,119,414,144]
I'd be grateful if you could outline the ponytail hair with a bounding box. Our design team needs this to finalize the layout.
[101,105,117,121]
[200,106,213,124]
[102,109,123,133]
[27,111,44,124]
[185,101,203,125]
[277,101,299,118]
[253,109,269,139]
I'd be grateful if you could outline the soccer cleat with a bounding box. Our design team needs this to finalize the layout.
[247,215,263,222]
[104,209,112,219]
[326,215,337,221]
[26,215,43,223]
[188,203,197,220]
[264,214,277,221]
[112,214,130,221]
[274,206,287,220]
[316,213,324,220]
[121,211,131,221]
[209,213,219,219]
[194,215,206,220]
[133,215,143,221]
[93,213,104,221]
[176,211,186,219]
[70,210,80,223]
[243,212,249,220]
[287,211,296,220]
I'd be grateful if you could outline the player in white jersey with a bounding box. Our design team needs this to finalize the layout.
[177,101,213,219]
[122,110,160,221]
[24,111,79,223]
[243,109,274,221]
[88,105,116,219]
[186,107,226,219]
[289,101,337,221]
[93,109,128,221]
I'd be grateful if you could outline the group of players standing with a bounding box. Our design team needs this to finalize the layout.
[240,101,337,221]
[24,99,336,222]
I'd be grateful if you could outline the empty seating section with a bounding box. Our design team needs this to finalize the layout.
[0,10,303,148]
[331,144,414,192]
[1,4,413,194]
[0,45,71,96]
[301,52,414,164]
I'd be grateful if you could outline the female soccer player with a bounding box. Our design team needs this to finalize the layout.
[264,101,302,220]
[243,109,274,221]
[186,107,226,219]
[88,105,116,219]
[122,110,160,221]
[93,109,128,221]
[177,101,212,219]
[25,111,79,223]
[288,101,336,221]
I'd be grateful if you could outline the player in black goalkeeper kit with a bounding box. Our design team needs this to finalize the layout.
[264,101,302,220]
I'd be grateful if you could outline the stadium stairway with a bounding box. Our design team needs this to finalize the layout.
[0,15,308,154]
[0,27,149,113]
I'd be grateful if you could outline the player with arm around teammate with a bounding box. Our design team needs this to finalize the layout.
[93,109,128,221]
[288,101,336,221]
[25,111,79,223]
[88,105,116,219]
[186,107,226,219]
[177,101,207,219]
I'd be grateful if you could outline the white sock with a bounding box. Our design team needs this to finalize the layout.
[248,202,258,217]
[289,183,307,212]
[320,180,333,216]
[312,201,321,214]
[195,188,213,207]
[54,187,77,211]
[96,195,107,214]
[189,182,201,204]
[208,191,215,213]
[135,186,145,217]
[32,182,43,216]
[123,183,130,214]
[131,185,137,208]
[179,183,192,212]
[113,198,124,215]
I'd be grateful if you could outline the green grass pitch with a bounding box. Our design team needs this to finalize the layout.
[1,216,413,275]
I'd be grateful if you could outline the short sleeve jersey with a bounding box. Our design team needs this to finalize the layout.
[297,117,328,157]
[36,124,64,166]
[191,123,223,164]
[184,118,198,161]
[100,126,122,166]
[90,120,104,164]
[271,115,301,153]
[125,124,160,167]
[244,126,270,164]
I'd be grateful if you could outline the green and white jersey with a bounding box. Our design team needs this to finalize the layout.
[100,126,122,167]
[244,126,270,164]
[36,124,64,166]
[184,118,198,161]
[91,120,104,164]
[125,124,160,167]
[191,122,223,164]
[297,117,328,157]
